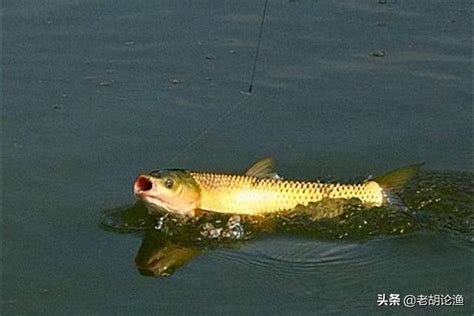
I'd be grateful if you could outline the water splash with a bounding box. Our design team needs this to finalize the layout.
[100,170,472,242]
[100,170,473,276]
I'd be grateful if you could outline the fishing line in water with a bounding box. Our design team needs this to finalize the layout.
[170,0,270,163]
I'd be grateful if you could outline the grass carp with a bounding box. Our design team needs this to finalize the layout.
[134,158,422,217]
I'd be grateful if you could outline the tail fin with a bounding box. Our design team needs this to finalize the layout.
[374,163,424,207]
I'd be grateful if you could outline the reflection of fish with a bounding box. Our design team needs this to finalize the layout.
[134,158,422,217]
[135,230,201,277]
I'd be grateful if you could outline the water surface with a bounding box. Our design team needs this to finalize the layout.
[2,0,472,314]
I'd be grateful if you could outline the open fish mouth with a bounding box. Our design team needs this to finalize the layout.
[133,176,173,212]
[134,176,153,195]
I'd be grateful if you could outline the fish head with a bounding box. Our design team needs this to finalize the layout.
[134,169,201,217]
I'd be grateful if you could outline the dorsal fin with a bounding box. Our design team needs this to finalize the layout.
[245,157,279,179]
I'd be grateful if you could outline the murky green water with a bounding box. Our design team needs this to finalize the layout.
[3,0,472,314]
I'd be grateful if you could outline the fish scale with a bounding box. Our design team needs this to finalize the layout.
[189,172,384,215]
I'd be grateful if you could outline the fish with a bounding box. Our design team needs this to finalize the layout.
[133,158,423,217]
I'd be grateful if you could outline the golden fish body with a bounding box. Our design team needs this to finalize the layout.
[134,158,422,217]
[190,172,383,215]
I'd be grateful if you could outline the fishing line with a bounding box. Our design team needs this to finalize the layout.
[169,95,250,164]
[170,0,270,163]
[245,0,269,94]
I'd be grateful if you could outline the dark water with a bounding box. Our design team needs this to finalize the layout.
[2,0,472,315]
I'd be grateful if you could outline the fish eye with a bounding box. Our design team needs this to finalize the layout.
[164,178,174,189]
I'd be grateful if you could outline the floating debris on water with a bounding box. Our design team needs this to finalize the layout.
[12,138,23,149]
[169,79,183,85]
[99,80,113,87]
[370,50,386,58]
